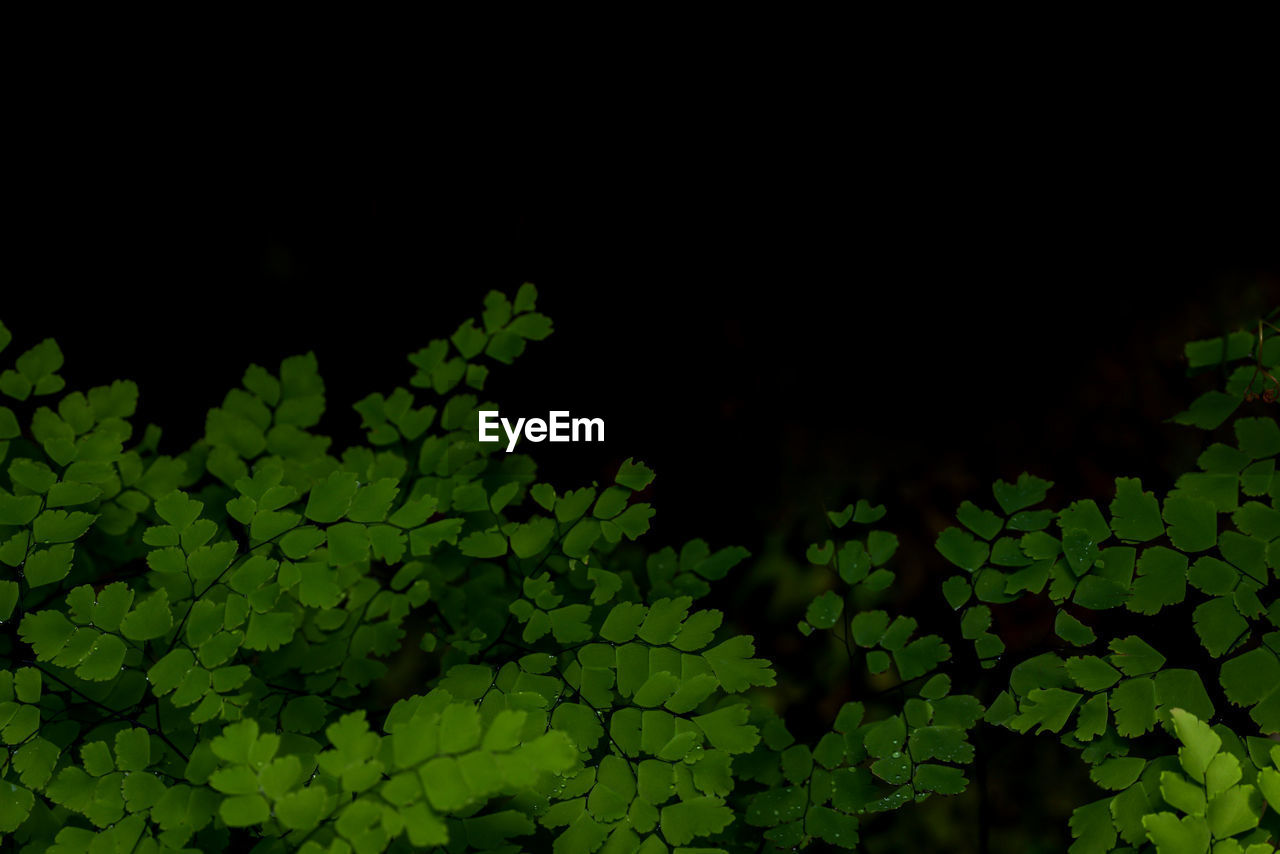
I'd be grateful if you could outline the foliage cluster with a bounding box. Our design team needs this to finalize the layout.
[0,294,1277,853]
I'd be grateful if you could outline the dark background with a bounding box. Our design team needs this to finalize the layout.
[7,160,1278,543]
[4,151,1279,851]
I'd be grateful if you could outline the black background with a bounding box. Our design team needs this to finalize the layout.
[6,156,1278,550]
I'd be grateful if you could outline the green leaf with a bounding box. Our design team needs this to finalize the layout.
[1192,597,1248,658]
[960,606,991,640]
[0,371,31,400]
[221,793,270,827]
[114,728,150,771]
[1161,771,1207,816]
[806,803,861,846]
[957,501,1002,540]
[439,702,482,753]
[690,545,750,580]
[0,581,16,621]
[868,530,898,565]
[1109,477,1164,542]
[659,796,733,845]
[75,634,128,681]
[827,504,854,528]
[1175,391,1241,430]
[864,714,906,758]
[805,591,844,630]
[1069,798,1118,853]
[936,528,989,572]
[275,787,326,832]
[1218,531,1268,583]
[25,544,75,587]
[1206,784,1263,838]
[588,756,635,822]
[1008,509,1054,532]
[587,566,622,605]
[562,518,602,558]
[1065,656,1121,692]
[1089,756,1146,790]
[1235,417,1280,459]
[1058,500,1110,543]
[13,339,64,393]
[1074,693,1108,741]
[616,458,656,491]
[600,602,647,644]
[702,635,775,692]
[46,481,101,508]
[639,597,691,645]
[507,517,553,559]
[848,499,886,524]
[1219,647,1280,712]
[1110,677,1157,737]
[32,509,95,543]
[410,518,463,555]
[251,509,300,541]
[12,737,59,790]
[305,471,359,523]
[1010,688,1080,734]
[1205,753,1242,801]
[1061,529,1099,576]
[548,605,593,644]
[1185,331,1254,368]
[1257,768,1280,817]
[13,668,40,704]
[993,473,1053,514]
[673,610,721,652]
[552,703,604,753]
[1171,709,1222,783]
[851,610,890,647]
[1188,556,1238,596]
[1142,812,1210,854]
[460,529,508,559]
[747,786,806,827]
[693,704,759,753]
[121,589,173,640]
[18,610,75,659]
[0,494,42,527]
[451,319,488,359]
[1128,547,1188,615]
[0,783,33,832]
[1110,635,1166,676]
[327,522,371,565]
[1054,611,1096,646]
[610,503,653,540]
[913,763,967,796]
[1162,495,1217,553]
[555,487,596,524]
[941,576,971,609]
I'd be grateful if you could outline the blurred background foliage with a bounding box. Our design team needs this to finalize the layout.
[5,153,1278,850]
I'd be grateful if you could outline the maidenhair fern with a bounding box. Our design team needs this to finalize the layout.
[1,294,1277,853]
[932,312,1280,852]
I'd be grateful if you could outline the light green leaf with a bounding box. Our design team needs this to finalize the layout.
[1142,812,1210,854]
